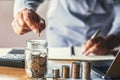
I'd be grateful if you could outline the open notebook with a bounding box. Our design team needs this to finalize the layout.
[48,47,115,61]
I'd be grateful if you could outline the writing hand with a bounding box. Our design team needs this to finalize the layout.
[83,35,120,56]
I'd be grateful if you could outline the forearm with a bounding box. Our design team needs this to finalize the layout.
[13,0,44,17]
[108,3,120,38]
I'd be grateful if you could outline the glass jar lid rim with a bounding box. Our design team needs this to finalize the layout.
[26,39,47,46]
[26,39,47,43]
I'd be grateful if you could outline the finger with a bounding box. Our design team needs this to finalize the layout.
[12,18,23,35]
[83,40,94,53]
[84,45,98,55]
[84,42,108,55]
[84,37,104,54]
[39,18,46,33]
[91,37,104,44]
[17,11,31,30]
[23,9,40,34]
[12,19,18,34]
[13,18,28,35]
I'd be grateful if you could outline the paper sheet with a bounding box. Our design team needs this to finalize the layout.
[48,47,115,61]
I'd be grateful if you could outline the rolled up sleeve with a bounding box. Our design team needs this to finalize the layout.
[13,0,44,17]
[108,3,120,38]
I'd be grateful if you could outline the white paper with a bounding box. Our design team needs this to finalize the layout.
[48,47,115,61]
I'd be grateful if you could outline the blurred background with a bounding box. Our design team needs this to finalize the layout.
[0,0,48,47]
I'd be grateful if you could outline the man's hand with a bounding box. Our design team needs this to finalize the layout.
[12,8,46,35]
[83,35,120,56]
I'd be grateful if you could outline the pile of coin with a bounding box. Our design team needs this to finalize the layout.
[52,68,60,78]
[25,52,47,78]
[61,65,70,78]
[82,61,91,80]
[71,62,80,79]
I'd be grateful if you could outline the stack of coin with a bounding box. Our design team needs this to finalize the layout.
[62,65,70,78]
[71,62,80,79]
[82,61,91,80]
[52,68,60,78]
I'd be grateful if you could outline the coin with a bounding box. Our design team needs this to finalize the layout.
[32,56,39,63]
[39,66,47,74]
[40,53,46,57]
[32,70,44,78]
[31,63,40,70]
[38,57,46,65]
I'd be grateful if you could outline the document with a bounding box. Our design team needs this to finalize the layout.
[48,47,115,61]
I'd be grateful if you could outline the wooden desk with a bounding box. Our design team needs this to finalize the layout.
[0,61,74,80]
[0,66,28,80]
[0,48,27,80]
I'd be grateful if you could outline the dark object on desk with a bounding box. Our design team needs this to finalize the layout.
[92,49,120,79]
[0,49,25,68]
[71,46,75,55]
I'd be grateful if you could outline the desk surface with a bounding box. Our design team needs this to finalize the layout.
[0,66,27,80]
[0,48,26,80]
[0,61,74,80]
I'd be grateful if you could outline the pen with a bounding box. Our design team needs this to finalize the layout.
[71,46,75,56]
[90,29,101,39]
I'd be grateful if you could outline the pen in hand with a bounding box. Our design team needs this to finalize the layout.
[83,29,101,55]
[90,29,101,39]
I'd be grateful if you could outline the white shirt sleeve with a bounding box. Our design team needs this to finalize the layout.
[13,0,44,17]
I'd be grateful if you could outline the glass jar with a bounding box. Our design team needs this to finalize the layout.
[25,40,48,78]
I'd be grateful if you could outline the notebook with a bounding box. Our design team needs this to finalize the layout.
[92,50,120,79]
[48,47,115,61]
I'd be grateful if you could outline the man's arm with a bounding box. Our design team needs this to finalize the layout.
[12,0,45,35]
[13,0,44,17]
[108,2,120,38]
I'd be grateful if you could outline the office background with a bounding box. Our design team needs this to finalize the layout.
[0,0,48,47]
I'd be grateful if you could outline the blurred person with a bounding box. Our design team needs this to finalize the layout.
[12,0,120,79]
